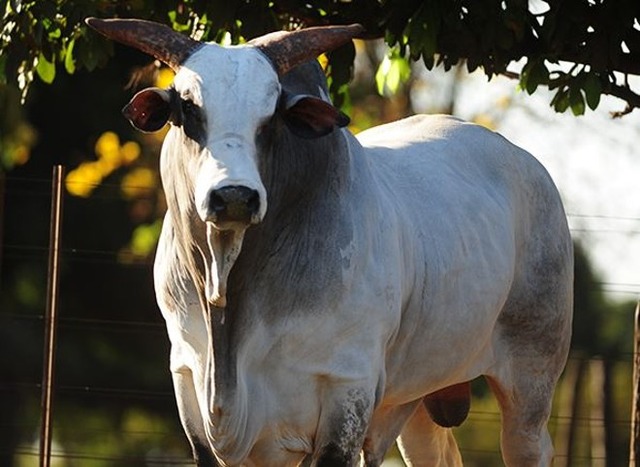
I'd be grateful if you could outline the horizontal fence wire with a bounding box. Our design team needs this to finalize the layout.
[1,444,615,463]
[1,311,638,364]
[0,380,634,427]
[0,424,178,437]
[8,447,194,465]
[2,244,153,267]
[0,382,174,400]
[2,447,614,464]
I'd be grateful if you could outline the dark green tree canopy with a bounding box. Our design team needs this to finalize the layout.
[1,0,639,115]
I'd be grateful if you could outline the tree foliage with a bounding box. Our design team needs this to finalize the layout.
[1,0,640,115]
[1,3,638,466]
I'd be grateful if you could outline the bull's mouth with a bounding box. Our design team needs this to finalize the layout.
[208,205,261,231]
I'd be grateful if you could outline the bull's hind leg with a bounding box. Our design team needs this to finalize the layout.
[496,172,574,466]
[487,202,573,466]
[484,370,556,467]
[487,287,572,465]
[397,401,463,467]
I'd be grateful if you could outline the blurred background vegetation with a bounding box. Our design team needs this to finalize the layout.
[1,1,639,466]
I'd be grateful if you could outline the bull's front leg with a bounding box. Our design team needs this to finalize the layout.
[172,371,220,467]
[311,386,374,467]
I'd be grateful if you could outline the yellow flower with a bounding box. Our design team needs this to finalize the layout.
[65,162,102,197]
[95,131,122,168]
[317,54,328,70]
[121,167,156,199]
[120,141,141,164]
[155,68,175,88]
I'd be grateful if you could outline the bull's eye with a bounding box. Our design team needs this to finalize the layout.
[181,99,206,144]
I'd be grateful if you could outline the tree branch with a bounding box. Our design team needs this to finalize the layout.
[556,51,640,77]
[603,82,640,117]
[499,70,640,116]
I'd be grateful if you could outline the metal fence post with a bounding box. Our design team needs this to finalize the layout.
[39,165,65,467]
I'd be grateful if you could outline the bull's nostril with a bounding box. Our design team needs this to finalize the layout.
[206,186,261,224]
[246,190,260,216]
[207,191,227,214]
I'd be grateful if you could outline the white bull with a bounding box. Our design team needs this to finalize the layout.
[87,18,573,467]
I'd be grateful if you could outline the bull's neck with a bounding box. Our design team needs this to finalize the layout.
[223,126,356,313]
[259,123,351,218]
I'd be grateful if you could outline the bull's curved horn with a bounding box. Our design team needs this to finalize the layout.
[85,18,202,70]
[250,24,365,76]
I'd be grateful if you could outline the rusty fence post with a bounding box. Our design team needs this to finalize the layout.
[630,301,640,466]
[39,165,65,467]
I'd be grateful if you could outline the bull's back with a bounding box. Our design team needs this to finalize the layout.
[355,113,563,275]
[356,114,569,267]
[356,114,545,194]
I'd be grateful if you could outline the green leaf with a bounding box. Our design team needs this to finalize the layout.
[375,55,390,95]
[520,60,549,95]
[64,38,76,74]
[48,27,61,40]
[326,41,356,109]
[530,62,549,94]
[569,86,585,116]
[422,52,435,70]
[551,89,570,113]
[375,50,411,96]
[583,73,602,110]
[0,54,6,84]
[518,60,531,92]
[384,29,399,47]
[36,52,55,83]
[168,10,191,33]
[131,220,163,256]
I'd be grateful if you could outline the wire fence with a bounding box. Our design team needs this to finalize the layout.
[1,173,638,466]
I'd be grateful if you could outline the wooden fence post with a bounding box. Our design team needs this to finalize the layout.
[0,170,5,285]
[590,358,606,466]
[630,301,640,466]
[39,165,65,467]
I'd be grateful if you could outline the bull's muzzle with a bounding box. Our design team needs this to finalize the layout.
[206,186,261,227]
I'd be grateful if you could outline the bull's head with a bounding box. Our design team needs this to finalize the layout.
[86,18,362,308]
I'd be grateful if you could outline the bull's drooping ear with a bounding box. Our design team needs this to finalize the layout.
[122,87,174,133]
[280,93,350,139]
